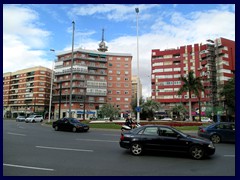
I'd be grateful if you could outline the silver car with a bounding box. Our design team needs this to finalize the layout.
[16,116,26,122]
[25,115,43,123]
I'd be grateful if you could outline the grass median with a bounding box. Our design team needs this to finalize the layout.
[46,120,201,131]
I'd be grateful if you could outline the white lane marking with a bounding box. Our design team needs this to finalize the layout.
[224,155,235,157]
[7,132,26,136]
[36,146,93,152]
[76,138,118,143]
[3,163,54,171]
[102,134,120,137]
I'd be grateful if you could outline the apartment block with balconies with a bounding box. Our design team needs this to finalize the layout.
[3,66,53,118]
[53,48,132,119]
[151,37,235,117]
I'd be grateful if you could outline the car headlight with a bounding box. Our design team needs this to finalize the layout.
[208,142,215,149]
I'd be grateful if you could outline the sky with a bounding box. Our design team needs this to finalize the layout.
[3,4,235,98]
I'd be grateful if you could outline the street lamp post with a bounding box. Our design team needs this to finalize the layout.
[69,21,75,118]
[135,7,140,124]
[48,49,55,123]
[59,82,62,119]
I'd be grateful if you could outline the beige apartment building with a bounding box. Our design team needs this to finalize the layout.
[3,66,53,118]
[131,75,142,100]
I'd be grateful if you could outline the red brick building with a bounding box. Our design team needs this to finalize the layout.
[151,37,235,118]
[53,49,132,119]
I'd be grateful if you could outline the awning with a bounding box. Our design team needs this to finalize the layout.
[89,53,99,57]
[100,54,106,58]
[77,111,95,114]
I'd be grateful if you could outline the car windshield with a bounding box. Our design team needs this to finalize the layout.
[28,115,35,118]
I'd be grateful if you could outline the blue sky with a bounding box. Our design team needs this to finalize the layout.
[3,4,235,97]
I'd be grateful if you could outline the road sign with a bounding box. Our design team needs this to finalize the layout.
[135,107,141,112]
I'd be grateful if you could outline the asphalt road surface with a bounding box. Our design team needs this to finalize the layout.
[3,120,235,176]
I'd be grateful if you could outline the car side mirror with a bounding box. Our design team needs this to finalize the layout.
[177,134,182,139]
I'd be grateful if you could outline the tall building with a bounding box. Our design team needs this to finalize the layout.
[151,37,235,117]
[53,48,132,119]
[3,66,53,118]
[131,75,142,100]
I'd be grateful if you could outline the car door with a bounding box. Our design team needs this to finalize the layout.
[157,127,189,153]
[224,123,235,142]
[140,126,161,150]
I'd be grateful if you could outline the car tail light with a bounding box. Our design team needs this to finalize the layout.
[200,128,206,133]
[120,134,124,141]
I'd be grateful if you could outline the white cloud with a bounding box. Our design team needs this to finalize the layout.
[3,5,52,73]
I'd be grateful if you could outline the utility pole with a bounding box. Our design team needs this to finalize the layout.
[48,49,55,122]
[59,82,62,119]
[135,7,140,124]
[69,21,75,118]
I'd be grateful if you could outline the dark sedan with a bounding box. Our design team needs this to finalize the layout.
[52,118,89,132]
[198,122,235,143]
[120,125,215,160]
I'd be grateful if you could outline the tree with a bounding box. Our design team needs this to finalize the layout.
[171,104,187,121]
[141,100,161,120]
[220,77,235,117]
[178,71,204,121]
[99,104,120,120]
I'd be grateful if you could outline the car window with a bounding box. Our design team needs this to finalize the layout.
[216,124,228,130]
[159,127,178,137]
[142,127,159,136]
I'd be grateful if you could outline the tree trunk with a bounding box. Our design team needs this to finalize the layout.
[189,91,192,121]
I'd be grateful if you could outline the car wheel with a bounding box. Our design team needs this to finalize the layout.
[32,120,35,123]
[72,127,77,132]
[54,126,59,131]
[40,119,43,122]
[210,134,221,143]
[131,143,143,156]
[190,145,205,160]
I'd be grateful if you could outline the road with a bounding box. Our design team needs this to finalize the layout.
[3,120,235,176]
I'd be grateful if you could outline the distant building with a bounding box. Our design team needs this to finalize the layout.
[131,75,142,100]
[3,66,53,118]
[53,48,132,119]
[151,37,235,117]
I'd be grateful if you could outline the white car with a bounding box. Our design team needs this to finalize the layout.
[161,117,173,121]
[201,117,213,123]
[25,115,43,123]
[16,116,26,122]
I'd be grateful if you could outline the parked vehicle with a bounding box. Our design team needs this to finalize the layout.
[119,125,215,160]
[200,117,213,123]
[52,117,89,132]
[160,117,172,121]
[25,115,43,123]
[198,122,235,143]
[16,116,26,122]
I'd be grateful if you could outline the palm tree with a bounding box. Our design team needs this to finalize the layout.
[141,100,161,120]
[178,71,204,121]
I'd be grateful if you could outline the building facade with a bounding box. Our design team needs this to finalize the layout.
[52,48,132,119]
[131,75,142,100]
[3,66,53,118]
[151,37,235,117]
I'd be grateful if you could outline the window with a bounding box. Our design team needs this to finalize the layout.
[142,127,159,135]
[159,127,178,137]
